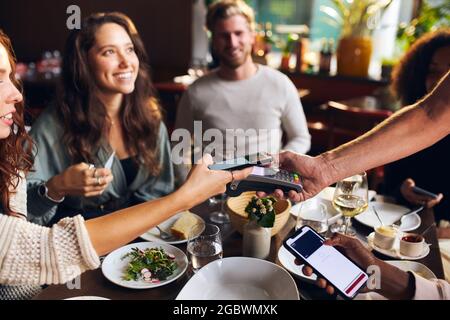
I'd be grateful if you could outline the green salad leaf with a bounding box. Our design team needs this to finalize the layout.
[121,247,178,282]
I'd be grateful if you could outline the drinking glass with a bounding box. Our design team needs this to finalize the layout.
[331,172,369,236]
[295,198,329,236]
[209,193,230,224]
[187,223,223,273]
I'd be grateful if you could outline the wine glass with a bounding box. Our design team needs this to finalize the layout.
[209,148,236,224]
[331,172,368,236]
[209,193,230,224]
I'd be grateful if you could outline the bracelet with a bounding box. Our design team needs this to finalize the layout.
[38,183,65,203]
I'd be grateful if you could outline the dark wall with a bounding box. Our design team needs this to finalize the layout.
[0,0,193,81]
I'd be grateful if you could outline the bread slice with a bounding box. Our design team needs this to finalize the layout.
[170,211,199,240]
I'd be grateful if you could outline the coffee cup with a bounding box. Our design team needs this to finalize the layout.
[374,225,397,250]
[399,233,425,257]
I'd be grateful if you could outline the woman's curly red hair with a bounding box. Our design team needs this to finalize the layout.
[0,29,34,215]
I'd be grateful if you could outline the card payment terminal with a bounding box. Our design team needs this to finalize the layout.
[226,166,303,196]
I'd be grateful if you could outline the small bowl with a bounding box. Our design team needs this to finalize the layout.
[226,192,291,237]
[373,225,397,250]
[399,233,425,257]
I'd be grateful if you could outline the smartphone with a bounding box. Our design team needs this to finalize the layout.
[104,151,116,170]
[283,226,368,299]
[208,152,273,171]
[412,186,438,199]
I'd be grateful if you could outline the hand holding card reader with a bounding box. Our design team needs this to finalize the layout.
[283,225,368,299]
[226,166,303,197]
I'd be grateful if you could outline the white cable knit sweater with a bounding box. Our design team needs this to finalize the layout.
[0,173,100,298]
[0,214,100,286]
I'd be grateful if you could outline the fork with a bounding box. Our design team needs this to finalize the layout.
[156,226,175,241]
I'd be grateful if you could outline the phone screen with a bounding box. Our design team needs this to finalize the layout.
[208,157,249,171]
[209,153,273,171]
[284,226,368,299]
[245,152,272,166]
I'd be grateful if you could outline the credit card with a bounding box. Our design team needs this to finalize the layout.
[104,151,115,170]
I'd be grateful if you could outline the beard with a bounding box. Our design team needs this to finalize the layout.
[216,45,252,69]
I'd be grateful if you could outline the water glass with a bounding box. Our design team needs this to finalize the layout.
[187,223,223,273]
[295,198,329,236]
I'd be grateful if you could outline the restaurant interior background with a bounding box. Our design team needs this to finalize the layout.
[0,0,448,190]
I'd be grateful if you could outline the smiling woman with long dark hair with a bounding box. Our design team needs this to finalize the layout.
[26,12,174,225]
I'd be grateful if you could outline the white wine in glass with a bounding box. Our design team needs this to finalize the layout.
[332,173,368,235]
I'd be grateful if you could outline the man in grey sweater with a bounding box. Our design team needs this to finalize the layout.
[174,0,310,180]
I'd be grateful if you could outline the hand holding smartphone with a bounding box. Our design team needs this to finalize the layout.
[412,186,439,199]
[208,152,273,171]
[283,226,368,299]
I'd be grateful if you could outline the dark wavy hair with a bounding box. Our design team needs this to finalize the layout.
[0,30,34,215]
[59,12,162,175]
[392,29,450,106]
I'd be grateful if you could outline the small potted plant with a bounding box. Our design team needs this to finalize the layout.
[242,196,276,259]
[321,0,393,77]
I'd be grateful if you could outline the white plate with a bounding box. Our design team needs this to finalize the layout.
[385,260,436,279]
[64,296,110,300]
[101,242,188,289]
[355,260,436,300]
[140,212,205,244]
[176,257,299,300]
[367,232,430,260]
[354,202,421,231]
[291,197,341,225]
[277,246,317,283]
[319,187,377,202]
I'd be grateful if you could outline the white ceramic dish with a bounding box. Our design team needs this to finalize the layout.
[355,260,436,300]
[397,212,422,232]
[367,232,430,260]
[277,246,317,283]
[140,211,204,244]
[386,260,436,279]
[176,257,299,300]
[291,197,341,225]
[355,202,421,232]
[101,242,188,289]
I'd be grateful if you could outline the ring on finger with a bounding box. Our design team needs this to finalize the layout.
[93,169,98,178]
[96,176,101,186]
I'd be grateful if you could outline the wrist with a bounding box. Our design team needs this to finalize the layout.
[45,176,66,200]
[171,187,194,212]
[375,259,415,299]
[316,153,336,187]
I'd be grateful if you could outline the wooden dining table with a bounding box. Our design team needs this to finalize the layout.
[33,198,444,300]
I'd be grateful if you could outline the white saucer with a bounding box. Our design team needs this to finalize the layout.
[367,232,430,260]
[277,246,317,283]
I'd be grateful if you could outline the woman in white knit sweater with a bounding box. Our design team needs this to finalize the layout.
[0,30,251,298]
